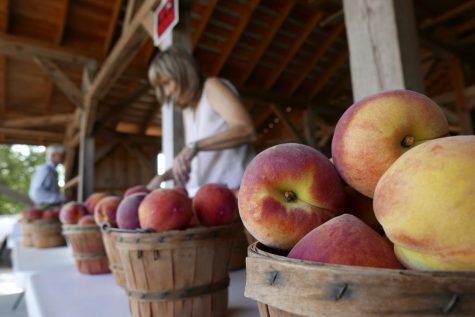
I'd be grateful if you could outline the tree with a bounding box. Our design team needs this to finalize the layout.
[0,145,46,215]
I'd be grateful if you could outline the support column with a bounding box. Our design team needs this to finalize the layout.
[343,0,424,102]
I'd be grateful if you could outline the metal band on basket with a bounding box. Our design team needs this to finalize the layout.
[126,276,230,301]
[73,252,108,260]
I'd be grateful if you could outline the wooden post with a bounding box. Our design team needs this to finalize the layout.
[159,1,193,186]
[343,0,424,102]
[78,109,95,201]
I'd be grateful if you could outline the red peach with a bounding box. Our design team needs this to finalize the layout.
[193,183,238,227]
[59,202,88,224]
[239,143,346,251]
[288,214,403,269]
[22,207,44,221]
[124,185,151,197]
[174,186,189,197]
[116,193,147,229]
[78,214,97,226]
[42,207,60,221]
[84,192,108,214]
[139,189,192,232]
[343,186,383,233]
[331,89,449,198]
[94,196,122,227]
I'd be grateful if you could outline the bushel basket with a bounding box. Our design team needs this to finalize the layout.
[62,224,110,274]
[115,224,238,317]
[245,242,475,317]
[101,225,126,287]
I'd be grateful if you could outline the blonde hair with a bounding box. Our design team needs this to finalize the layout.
[148,47,205,108]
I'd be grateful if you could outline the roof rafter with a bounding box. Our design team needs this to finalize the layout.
[207,0,261,76]
[103,0,124,56]
[192,0,218,49]
[309,50,348,99]
[84,0,160,135]
[263,11,324,91]
[286,22,344,96]
[236,1,295,86]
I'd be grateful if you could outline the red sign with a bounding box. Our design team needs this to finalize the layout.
[153,0,179,47]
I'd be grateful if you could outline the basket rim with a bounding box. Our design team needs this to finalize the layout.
[249,242,475,277]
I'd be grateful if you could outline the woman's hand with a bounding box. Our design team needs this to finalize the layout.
[172,145,198,186]
[147,175,164,190]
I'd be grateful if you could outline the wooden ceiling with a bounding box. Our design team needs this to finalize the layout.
[0,0,474,149]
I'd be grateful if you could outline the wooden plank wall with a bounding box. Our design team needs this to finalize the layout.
[93,143,157,195]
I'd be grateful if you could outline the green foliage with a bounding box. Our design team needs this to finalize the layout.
[0,145,46,215]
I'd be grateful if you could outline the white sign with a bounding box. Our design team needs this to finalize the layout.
[153,0,179,49]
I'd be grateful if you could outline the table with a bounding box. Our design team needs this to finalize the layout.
[8,222,75,289]
[25,265,259,317]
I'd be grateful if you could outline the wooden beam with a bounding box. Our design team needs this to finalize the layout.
[0,0,9,32]
[55,0,69,44]
[286,23,344,96]
[343,0,424,102]
[103,0,124,56]
[84,0,160,135]
[0,33,91,65]
[192,0,218,49]
[264,11,324,91]
[4,114,74,128]
[0,185,32,205]
[78,108,95,201]
[0,127,63,141]
[207,0,260,76]
[140,10,155,38]
[124,0,143,28]
[309,50,348,99]
[269,104,305,143]
[34,57,84,109]
[236,1,295,86]
[420,1,475,30]
[95,140,120,163]
[449,59,474,134]
[64,176,79,190]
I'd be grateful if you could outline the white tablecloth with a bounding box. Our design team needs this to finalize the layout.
[8,222,75,289]
[25,265,259,317]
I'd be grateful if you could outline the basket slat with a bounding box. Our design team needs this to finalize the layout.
[116,224,237,317]
[246,243,475,317]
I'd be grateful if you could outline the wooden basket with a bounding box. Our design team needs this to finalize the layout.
[115,224,238,317]
[228,221,250,271]
[19,220,34,247]
[62,224,110,275]
[30,219,66,248]
[246,242,475,317]
[101,226,126,287]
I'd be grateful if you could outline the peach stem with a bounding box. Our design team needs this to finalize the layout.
[284,191,297,202]
[401,135,415,147]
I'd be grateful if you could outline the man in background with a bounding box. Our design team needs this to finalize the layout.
[28,144,65,207]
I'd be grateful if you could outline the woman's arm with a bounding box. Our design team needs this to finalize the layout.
[146,168,174,190]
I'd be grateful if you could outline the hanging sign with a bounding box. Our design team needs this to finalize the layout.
[153,0,179,49]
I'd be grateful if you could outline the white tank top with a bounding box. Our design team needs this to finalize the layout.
[182,79,254,194]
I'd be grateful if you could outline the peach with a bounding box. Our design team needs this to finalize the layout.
[239,143,346,251]
[78,214,97,226]
[94,196,122,227]
[288,214,403,269]
[374,135,475,271]
[139,189,192,232]
[331,89,449,198]
[193,183,238,227]
[59,202,88,224]
[84,192,108,214]
[116,193,147,229]
[124,185,150,197]
[22,207,43,221]
[343,186,382,233]
[42,207,60,221]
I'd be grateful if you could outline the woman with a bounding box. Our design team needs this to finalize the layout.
[147,46,256,194]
